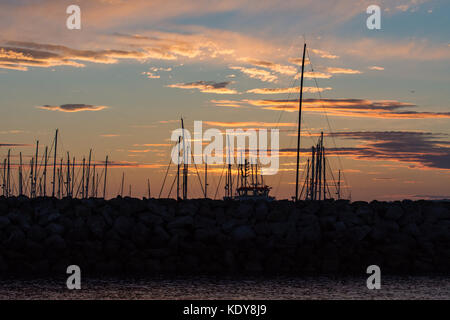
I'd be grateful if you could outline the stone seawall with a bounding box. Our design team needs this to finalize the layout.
[0,197,449,276]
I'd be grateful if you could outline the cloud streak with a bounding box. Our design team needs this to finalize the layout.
[240,98,450,119]
[247,87,332,94]
[281,131,450,170]
[167,81,238,94]
[37,104,109,112]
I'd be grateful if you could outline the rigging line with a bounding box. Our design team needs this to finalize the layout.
[299,160,309,200]
[167,171,177,199]
[214,162,226,200]
[326,157,340,196]
[158,155,173,198]
[189,146,205,196]
[306,47,351,195]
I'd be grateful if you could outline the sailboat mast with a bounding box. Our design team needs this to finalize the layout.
[103,155,108,199]
[81,157,85,198]
[52,129,58,197]
[322,140,326,200]
[19,152,23,196]
[6,149,10,197]
[71,157,75,196]
[121,172,124,197]
[33,141,39,198]
[85,149,92,198]
[177,136,180,200]
[295,43,307,201]
[43,146,48,197]
[337,169,341,200]
[181,118,188,200]
[204,155,208,199]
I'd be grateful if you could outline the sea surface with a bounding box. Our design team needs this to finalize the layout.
[0,276,449,300]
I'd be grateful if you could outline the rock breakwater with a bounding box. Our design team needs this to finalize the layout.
[0,196,449,276]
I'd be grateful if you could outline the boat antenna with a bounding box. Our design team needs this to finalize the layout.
[295,43,306,201]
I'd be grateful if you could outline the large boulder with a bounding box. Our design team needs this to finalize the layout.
[385,206,404,221]
[168,216,194,229]
[231,225,256,241]
[113,216,134,236]
[87,215,107,238]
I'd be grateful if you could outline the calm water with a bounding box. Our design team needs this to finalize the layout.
[0,276,449,300]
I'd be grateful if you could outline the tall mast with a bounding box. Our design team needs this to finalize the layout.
[66,152,70,197]
[147,178,151,199]
[52,129,58,197]
[30,157,34,198]
[337,169,341,200]
[305,159,310,200]
[43,146,48,197]
[295,43,307,201]
[71,157,75,196]
[6,150,10,197]
[33,141,39,198]
[310,146,315,200]
[91,162,96,198]
[181,118,188,200]
[177,136,180,200]
[204,155,208,199]
[121,172,124,197]
[103,155,108,199]
[59,158,63,198]
[322,141,326,200]
[318,133,323,200]
[85,149,92,198]
[19,152,23,196]
[81,157,85,198]
[2,159,5,196]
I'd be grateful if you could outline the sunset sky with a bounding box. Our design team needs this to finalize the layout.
[0,0,449,201]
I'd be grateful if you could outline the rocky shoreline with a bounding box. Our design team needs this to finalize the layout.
[0,196,449,277]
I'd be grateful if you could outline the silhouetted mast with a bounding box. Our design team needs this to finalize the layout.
[19,152,23,196]
[181,118,188,200]
[6,149,11,197]
[177,136,181,200]
[121,172,124,197]
[295,43,306,201]
[147,178,151,199]
[322,140,326,200]
[85,149,92,198]
[52,129,58,197]
[103,155,108,199]
[91,162,96,198]
[81,157,85,198]
[337,169,341,200]
[66,152,71,197]
[43,146,48,197]
[33,141,39,198]
[204,155,208,199]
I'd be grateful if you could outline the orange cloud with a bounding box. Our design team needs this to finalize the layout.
[167,81,238,94]
[369,66,384,71]
[210,99,245,108]
[239,58,298,75]
[327,67,362,74]
[247,87,332,94]
[204,121,296,128]
[229,66,277,82]
[310,48,339,59]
